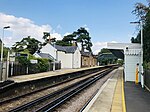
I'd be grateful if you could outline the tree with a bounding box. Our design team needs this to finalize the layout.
[55,34,75,46]
[132,2,149,21]
[43,32,50,43]
[97,48,117,65]
[0,40,9,60]
[131,1,150,62]
[75,27,93,52]
[56,27,93,52]
[12,36,42,54]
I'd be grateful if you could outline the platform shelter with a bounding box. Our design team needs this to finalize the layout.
[107,43,142,83]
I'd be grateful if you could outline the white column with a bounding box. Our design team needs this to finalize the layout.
[140,21,144,88]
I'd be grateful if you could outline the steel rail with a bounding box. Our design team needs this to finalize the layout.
[9,67,116,112]
[0,67,106,105]
[35,68,113,112]
[9,68,113,112]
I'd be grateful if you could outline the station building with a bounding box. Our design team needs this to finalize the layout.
[107,43,143,84]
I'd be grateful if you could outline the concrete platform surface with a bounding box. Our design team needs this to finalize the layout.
[125,82,150,112]
[83,67,125,112]
[8,66,101,83]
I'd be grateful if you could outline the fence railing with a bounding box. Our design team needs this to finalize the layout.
[8,62,61,77]
[144,69,150,90]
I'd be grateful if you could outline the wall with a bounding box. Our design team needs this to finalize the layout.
[41,44,56,59]
[73,49,81,68]
[124,49,141,82]
[57,51,73,68]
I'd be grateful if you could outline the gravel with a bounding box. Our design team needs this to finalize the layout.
[54,69,117,112]
[0,70,107,112]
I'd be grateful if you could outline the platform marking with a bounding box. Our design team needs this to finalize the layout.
[82,78,110,112]
[122,74,126,112]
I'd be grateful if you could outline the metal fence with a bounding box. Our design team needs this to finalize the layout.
[8,62,61,77]
[144,69,150,90]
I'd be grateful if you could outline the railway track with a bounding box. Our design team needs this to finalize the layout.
[9,67,114,112]
[0,67,107,105]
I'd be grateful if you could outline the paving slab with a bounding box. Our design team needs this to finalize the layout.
[83,67,125,112]
[8,66,102,83]
[125,82,150,112]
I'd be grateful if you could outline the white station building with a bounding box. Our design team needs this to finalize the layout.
[107,43,143,84]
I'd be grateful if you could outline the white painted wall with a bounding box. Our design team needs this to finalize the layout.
[57,51,73,68]
[40,44,56,59]
[57,49,81,69]
[65,53,72,68]
[57,51,66,68]
[40,44,81,69]
[73,48,81,68]
[124,49,141,82]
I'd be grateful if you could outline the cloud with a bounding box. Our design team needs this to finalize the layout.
[56,24,62,30]
[92,42,107,54]
[0,13,62,47]
[51,33,62,40]
[92,41,117,54]
[82,24,89,31]
[64,32,71,36]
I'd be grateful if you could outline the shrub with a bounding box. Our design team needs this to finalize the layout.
[37,58,49,72]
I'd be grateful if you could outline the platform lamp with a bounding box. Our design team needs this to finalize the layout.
[1,26,10,61]
[0,26,10,82]
[130,21,144,88]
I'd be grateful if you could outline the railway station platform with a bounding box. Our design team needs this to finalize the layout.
[4,66,150,112]
[8,66,101,83]
[83,67,150,112]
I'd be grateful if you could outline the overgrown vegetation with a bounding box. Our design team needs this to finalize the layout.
[55,27,93,52]
[97,48,118,65]
[131,1,150,68]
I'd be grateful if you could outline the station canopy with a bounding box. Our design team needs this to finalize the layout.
[107,43,141,60]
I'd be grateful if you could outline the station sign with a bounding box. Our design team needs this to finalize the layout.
[30,59,38,64]
[9,52,16,62]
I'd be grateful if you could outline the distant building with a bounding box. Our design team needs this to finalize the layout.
[97,53,117,65]
[33,52,55,61]
[81,52,97,67]
[38,44,81,69]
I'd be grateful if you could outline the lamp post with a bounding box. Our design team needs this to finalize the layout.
[1,26,10,61]
[130,21,144,88]
[0,26,10,82]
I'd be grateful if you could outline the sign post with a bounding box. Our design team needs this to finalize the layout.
[10,53,15,76]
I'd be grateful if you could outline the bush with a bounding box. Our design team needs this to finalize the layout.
[16,53,50,73]
[37,58,49,72]
[16,56,30,66]
[117,59,124,65]
[144,62,150,69]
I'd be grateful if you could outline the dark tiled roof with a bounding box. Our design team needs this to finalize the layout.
[55,45,66,52]
[81,52,92,56]
[98,53,117,60]
[55,45,77,53]
[37,53,54,60]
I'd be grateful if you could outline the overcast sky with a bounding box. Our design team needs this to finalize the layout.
[0,0,147,54]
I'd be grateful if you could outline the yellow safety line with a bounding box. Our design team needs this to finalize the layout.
[122,73,126,112]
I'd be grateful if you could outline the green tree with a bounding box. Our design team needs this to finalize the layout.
[75,27,92,52]
[99,48,111,54]
[56,27,93,52]
[131,1,150,62]
[0,40,9,60]
[43,32,50,43]
[12,36,42,54]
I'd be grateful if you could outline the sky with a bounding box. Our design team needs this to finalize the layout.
[0,0,148,54]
